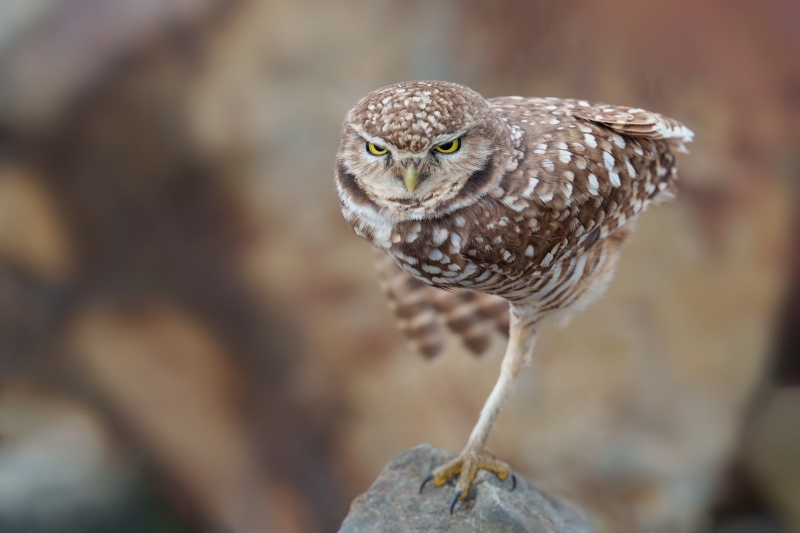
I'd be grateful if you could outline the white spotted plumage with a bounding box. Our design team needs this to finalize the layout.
[335,81,693,503]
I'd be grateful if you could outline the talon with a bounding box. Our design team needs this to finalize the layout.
[419,474,434,494]
[510,473,517,491]
[418,448,513,512]
[449,490,463,515]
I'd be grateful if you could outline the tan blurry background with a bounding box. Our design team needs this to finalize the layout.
[0,1,797,532]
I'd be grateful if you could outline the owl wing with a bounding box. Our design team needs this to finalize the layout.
[375,250,508,358]
[471,98,694,278]
[572,103,694,151]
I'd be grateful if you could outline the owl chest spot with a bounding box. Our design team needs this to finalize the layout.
[388,242,470,286]
[385,212,537,289]
[385,226,486,288]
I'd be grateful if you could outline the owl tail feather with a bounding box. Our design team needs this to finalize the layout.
[375,251,509,358]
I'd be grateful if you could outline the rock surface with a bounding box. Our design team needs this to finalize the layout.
[339,445,594,533]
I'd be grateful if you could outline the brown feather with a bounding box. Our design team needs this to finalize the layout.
[375,250,508,358]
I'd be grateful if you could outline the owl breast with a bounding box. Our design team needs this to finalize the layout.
[376,199,557,296]
[376,203,626,327]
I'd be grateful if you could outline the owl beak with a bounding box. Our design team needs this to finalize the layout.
[403,164,419,193]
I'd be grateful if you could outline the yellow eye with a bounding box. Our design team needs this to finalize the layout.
[434,138,461,154]
[366,142,388,155]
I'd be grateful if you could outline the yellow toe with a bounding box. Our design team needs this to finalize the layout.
[425,447,512,498]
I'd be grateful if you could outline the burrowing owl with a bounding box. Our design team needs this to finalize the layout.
[335,81,692,511]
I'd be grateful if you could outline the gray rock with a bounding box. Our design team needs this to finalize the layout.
[339,444,594,533]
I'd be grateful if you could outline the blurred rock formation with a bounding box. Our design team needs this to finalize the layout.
[0,0,346,531]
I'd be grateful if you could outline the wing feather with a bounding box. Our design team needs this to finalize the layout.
[573,103,694,152]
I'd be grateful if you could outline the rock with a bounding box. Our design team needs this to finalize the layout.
[339,444,594,533]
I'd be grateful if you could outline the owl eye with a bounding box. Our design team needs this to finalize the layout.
[433,138,461,154]
[366,142,389,156]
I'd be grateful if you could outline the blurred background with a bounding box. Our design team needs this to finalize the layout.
[0,0,797,532]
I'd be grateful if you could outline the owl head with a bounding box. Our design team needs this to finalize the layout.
[336,81,514,221]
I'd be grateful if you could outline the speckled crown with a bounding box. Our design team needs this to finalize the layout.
[347,81,493,153]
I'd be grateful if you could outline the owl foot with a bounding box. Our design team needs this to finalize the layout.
[419,447,515,513]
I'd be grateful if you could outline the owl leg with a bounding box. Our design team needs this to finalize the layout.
[420,309,537,512]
